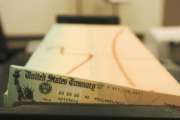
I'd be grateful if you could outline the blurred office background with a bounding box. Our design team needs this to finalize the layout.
[1,0,180,96]
[0,0,164,37]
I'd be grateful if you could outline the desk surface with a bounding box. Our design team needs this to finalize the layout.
[1,104,180,119]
